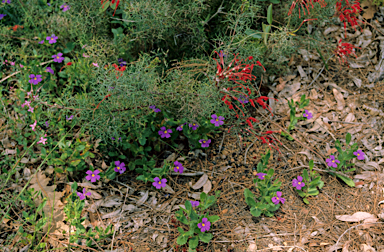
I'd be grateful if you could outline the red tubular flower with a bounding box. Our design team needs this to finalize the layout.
[101,0,120,16]
[335,0,362,37]
[334,39,360,66]
[288,0,327,18]
[112,63,126,79]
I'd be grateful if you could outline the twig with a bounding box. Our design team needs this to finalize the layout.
[323,191,345,210]
[327,120,369,125]
[244,137,258,165]
[218,131,226,154]
[169,172,204,176]
[335,222,384,246]
[306,55,334,89]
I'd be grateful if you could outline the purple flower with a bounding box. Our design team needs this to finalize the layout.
[271,191,286,205]
[2,0,11,3]
[197,218,211,232]
[39,40,44,44]
[176,123,187,131]
[77,188,91,200]
[118,58,127,66]
[60,3,70,11]
[46,67,54,74]
[219,50,227,58]
[114,161,126,174]
[158,126,172,138]
[189,123,199,130]
[46,34,58,44]
[0,14,6,20]
[66,115,74,120]
[303,110,313,120]
[353,150,365,160]
[326,155,340,168]
[190,201,199,208]
[45,121,49,128]
[52,53,64,63]
[153,177,167,189]
[47,3,51,6]
[29,74,42,85]
[255,172,267,180]
[174,161,184,174]
[199,139,211,148]
[210,114,224,127]
[292,176,305,190]
[86,169,101,183]
[238,95,249,104]
[149,105,161,113]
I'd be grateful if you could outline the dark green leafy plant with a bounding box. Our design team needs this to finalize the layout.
[281,94,310,140]
[293,160,324,204]
[244,150,283,217]
[175,191,220,252]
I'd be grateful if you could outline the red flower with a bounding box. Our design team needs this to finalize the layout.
[335,0,362,37]
[334,39,360,66]
[288,0,326,18]
[101,0,120,16]
[66,62,73,66]
[112,63,126,79]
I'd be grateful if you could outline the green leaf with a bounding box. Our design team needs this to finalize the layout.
[185,200,192,213]
[250,207,261,217]
[177,234,188,245]
[346,133,351,145]
[303,198,310,204]
[207,215,220,223]
[309,160,314,170]
[189,236,199,249]
[303,169,309,181]
[267,4,273,25]
[198,232,213,243]
[100,0,110,12]
[245,196,257,207]
[262,23,271,45]
[244,29,262,39]
[336,174,355,187]
[200,192,207,203]
[63,42,75,53]
[244,188,254,199]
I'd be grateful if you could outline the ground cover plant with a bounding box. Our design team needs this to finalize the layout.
[1,0,384,251]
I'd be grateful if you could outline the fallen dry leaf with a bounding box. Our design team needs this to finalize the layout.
[29,171,65,233]
[190,173,208,190]
[335,212,376,222]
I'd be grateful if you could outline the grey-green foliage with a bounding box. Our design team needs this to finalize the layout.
[68,52,230,143]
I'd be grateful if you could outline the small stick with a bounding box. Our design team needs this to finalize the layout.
[324,191,345,210]
[335,222,384,246]
[244,137,258,165]
[218,131,226,154]
[169,172,204,176]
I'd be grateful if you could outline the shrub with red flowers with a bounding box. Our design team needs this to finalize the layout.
[213,51,282,153]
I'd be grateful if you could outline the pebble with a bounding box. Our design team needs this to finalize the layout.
[221,155,226,160]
